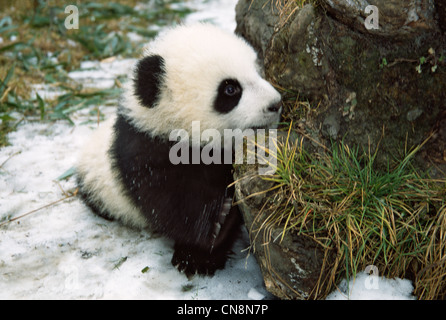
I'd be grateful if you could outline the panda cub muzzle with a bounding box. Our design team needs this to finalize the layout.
[76,23,282,276]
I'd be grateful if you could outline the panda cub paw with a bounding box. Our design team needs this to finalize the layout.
[171,244,229,277]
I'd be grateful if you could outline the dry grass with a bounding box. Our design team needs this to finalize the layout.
[264,0,317,27]
[255,125,446,299]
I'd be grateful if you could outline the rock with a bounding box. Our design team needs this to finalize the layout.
[320,0,439,37]
[264,4,330,97]
[235,0,446,299]
[236,0,446,177]
[235,0,280,63]
[322,110,341,139]
[438,1,446,33]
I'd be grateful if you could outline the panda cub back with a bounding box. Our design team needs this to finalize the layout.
[76,23,282,276]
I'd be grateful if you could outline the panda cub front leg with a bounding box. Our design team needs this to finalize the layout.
[172,205,242,276]
[172,244,223,276]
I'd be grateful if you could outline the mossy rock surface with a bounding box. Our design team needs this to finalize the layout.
[236,0,446,177]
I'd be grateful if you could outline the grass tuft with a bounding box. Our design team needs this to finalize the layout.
[257,124,446,299]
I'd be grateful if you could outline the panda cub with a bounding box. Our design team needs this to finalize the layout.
[76,23,282,276]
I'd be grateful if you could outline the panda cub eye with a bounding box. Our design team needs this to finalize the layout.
[224,83,240,96]
[214,79,243,114]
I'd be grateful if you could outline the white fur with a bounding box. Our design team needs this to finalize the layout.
[76,117,148,228]
[77,24,282,228]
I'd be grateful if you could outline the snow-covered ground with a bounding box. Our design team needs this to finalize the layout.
[0,0,416,300]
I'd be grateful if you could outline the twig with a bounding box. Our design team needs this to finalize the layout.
[386,58,418,67]
[0,151,22,169]
[0,189,78,227]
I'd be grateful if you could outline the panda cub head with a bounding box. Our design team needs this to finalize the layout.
[78,23,282,276]
[121,23,282,141]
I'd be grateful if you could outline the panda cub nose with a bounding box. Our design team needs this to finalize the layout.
[267,101,282,113]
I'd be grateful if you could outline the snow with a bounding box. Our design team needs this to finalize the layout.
[185,0,239,32]
[0,0,416,300]
[326,272,416,300]
[67,58,136,89]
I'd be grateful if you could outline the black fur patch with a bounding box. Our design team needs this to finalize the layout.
[133,55,165,108]
[109,114,241,275]
[213,79,243,114]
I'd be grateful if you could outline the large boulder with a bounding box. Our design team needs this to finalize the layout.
[235,0,446,299]
[236,0,446,176]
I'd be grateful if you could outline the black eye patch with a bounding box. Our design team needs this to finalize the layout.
[133,54,166,108]
[213,79,243,114]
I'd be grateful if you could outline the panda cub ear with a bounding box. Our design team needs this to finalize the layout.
[133,55,166,108]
